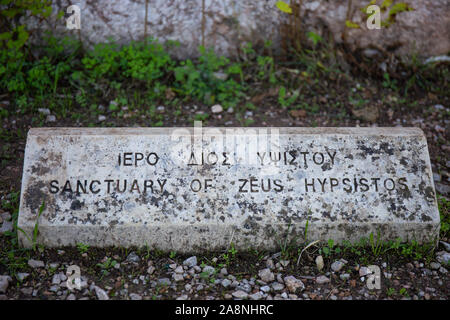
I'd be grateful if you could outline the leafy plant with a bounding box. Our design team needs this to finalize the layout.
[222,242,238,266]
[0,0,56,50]
[174,46,245,107]
[278,86,299,108]
[77,242,90,255]
[399,287,409,297]
[96,257,117,278]
[276,1,292,14]
[386,287,396,296]
[307,31,323,47]
[320,239,341,257]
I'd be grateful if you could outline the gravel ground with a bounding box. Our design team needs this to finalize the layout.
[0,244,448,300]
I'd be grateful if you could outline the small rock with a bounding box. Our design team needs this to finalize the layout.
[359,267,371,277]
[46,115,56,122]
[0,221,13,234]
[157,278,171,286]
[436,252,450,265]
[174,266,184,274]
[435,183,450,195]
[430,262,441,270]
[0,276,12,293]
[260,285,271,293]
[280,260,290,267]
[193,266,202,273]
[340,273,350,281]
[147,266,155,275]
[176,295,188,300]
[169,263,177,269]
[213,72,228,81]
[237,283,252,293]
[49,285,59,292]
[28,259,45,269]
[316,275,330,284]
[173,274,184,282]
[211,104,223,114]
[183,256,197,267]
[433,173,441,182]
[0,212,11,221]
[440,241,450,252]
[66,294,76,300]
[38,108,51,115]
[20,287,33,295]
[363,48,382,59]
[220,268,228,275]
[315,255,324,271]
[221,279,231,288]
[94,286,109,300]
[284,276,305,293]
[276,273,284,283]
[271,282,284,291]
[98,115,106,122]
[331,260,346,272]
[129,293,142,300]
[202,266,215,275]
[16,273,30,282]
[126,252,140,263]
[52,274,62,285]
[258,268,275,283]
[249,292,264,300]
[232,290,248,299]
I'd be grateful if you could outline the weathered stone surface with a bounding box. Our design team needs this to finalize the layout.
[18,127,439,251]
[26,0,450,58]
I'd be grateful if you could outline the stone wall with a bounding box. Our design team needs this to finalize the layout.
[27,0,450,58]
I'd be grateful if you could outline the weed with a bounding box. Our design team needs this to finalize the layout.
[96,257,117,279]
[77,242,90,255]
[369,231,383,257]
[320,239,341,258]
[386,287,396,297]
[399,287,409,297]
[174,46,245,107]
[278,86,299,108]
[222,242,238,266]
